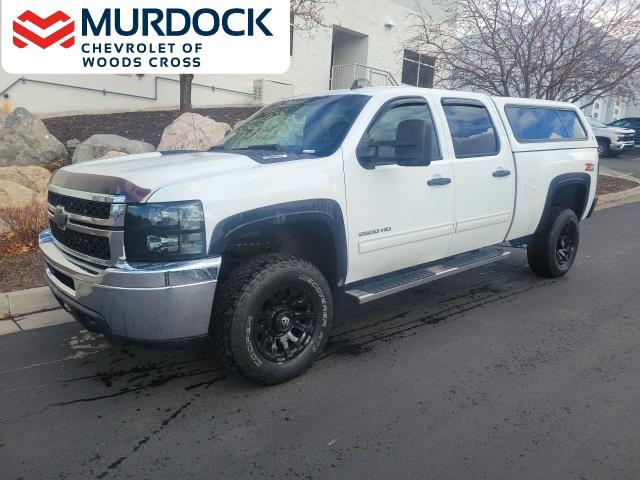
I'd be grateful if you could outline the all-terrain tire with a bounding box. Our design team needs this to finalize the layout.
[527,208,580,278]
[597,139,611,157]
[212,254,332,384]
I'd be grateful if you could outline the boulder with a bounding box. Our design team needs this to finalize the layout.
[0,179,40,208]
[66,138,81,154]
[158,113,232,151]
[102,150,127,159]
[72,134,155,163]
[0,166,51,194]
[0,108,67,167]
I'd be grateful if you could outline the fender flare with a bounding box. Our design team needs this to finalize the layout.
[208,199,348,285]
[535,172,591,233]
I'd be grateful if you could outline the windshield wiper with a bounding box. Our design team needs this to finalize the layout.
[240,144,286,151]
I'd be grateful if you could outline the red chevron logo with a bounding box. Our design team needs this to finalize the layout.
[12,10,75,49]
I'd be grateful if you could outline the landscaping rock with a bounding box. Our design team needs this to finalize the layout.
[0,179,40,208]
[0,108,67,167]
[0,166,51,194]
[65,138,80,155]
[72,134,155,163]
[102,150,127,159]
[157,113,231,151]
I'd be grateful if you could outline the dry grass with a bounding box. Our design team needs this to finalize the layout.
[0,201,48,255]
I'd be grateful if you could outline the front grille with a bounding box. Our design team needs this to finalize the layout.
[619,134,635,142]
[50,220,111,260]
[48,191,112,219]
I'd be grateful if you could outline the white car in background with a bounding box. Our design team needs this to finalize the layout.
[587,117,636,157]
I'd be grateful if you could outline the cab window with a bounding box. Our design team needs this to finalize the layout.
[441,99,499,157]
[367,103,441,161]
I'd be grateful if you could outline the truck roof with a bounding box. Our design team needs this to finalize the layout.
[294,86,579,110]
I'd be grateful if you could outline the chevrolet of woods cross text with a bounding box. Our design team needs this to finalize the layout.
[40,88,599,384]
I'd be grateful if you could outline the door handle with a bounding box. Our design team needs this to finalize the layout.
[427,177,452,186]
[493,169,511,177]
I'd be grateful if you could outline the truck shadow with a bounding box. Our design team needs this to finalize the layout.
[39,251,552,399]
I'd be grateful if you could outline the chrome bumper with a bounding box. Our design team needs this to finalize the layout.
[611,141,635,151]
[39,230,221,343]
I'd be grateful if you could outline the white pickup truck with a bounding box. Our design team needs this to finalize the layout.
[40,87,598,384]
[587,117,636,156]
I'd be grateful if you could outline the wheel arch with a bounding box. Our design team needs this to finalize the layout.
[209,199,348,287]
[535,173,591,233]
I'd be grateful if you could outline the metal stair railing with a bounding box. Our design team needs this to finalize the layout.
[330,64,399,90]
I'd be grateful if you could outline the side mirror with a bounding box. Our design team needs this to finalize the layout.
[395,119,432,167]
[356,137,378,165]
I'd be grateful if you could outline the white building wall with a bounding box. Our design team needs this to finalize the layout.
[0,0,446,117]
[581,95,629,123]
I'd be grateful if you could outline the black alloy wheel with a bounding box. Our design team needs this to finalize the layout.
[213,254,333,384]
[253,284,318,362]
[556,223,577,267]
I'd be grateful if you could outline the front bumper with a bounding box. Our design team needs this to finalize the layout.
[611,141,635,152]
[39,230,221,344]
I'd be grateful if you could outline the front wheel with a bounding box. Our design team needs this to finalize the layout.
[527,208,580,278]
[212,254,332,384]
[597,139,611,157]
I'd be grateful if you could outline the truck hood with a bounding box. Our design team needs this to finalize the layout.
[50,151,260,201]
[593,126,635,135]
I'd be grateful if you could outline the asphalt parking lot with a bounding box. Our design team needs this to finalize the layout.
[1,202,640,479]
[600,147,640,177]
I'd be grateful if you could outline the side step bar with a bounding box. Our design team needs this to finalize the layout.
[344,247,511,304]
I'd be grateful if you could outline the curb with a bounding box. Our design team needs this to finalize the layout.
[0,286,73,337]
[596,167,640,211]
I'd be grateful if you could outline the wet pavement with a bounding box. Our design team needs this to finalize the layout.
[1,202,639,479]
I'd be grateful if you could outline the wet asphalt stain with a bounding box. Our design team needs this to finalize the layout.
[4,262,561,479]
[95,400,194,479]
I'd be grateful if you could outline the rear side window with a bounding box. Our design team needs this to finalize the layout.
[505,106,587,141]
[441,101,499,157]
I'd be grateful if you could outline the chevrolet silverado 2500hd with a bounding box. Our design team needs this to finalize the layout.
[40,87,598,384]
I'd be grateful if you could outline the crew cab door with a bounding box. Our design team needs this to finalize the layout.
[437,95,516,255]
[343,95,455,283]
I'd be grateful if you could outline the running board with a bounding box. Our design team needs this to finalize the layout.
[344,247,511,304]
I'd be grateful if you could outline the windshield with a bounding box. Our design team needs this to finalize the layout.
[219,94,371,157]
[588,118,607,128]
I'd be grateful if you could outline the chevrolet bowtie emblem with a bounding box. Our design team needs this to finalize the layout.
[53,205,68,230]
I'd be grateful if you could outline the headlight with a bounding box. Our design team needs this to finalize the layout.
[124,201,206,261]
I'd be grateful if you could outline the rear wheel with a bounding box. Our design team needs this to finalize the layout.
[212,254,332,384]
[527,208,580,278]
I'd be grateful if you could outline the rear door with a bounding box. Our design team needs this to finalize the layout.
[437,95,516,255]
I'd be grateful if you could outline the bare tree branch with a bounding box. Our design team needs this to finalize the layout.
[290,0,335,31]
[404,0,640,103]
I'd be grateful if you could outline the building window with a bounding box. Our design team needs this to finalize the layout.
[594,112,599,119]
[594,103,599,109]
[401,50,435,88]
[615,108,619,114]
